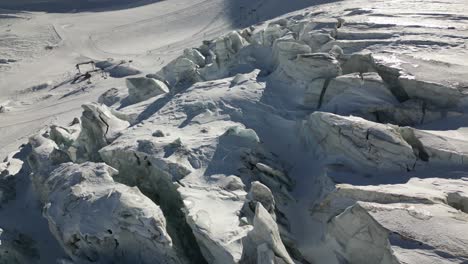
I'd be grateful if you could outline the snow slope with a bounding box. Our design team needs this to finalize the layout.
[0,0,337,159]
[0,0,160,12]
[1,0,468,263]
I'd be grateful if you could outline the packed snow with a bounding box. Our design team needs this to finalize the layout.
[1,0,468,263]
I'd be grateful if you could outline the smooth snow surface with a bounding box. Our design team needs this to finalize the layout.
[1,0,468,263]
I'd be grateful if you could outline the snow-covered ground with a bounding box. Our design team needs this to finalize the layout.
[1,0,468,263]
[0,0,329,159]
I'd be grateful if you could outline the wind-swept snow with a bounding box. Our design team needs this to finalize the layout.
[1,0,468,263]
[0,0,333,159]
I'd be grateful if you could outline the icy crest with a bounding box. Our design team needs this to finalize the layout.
[3,1,468,263]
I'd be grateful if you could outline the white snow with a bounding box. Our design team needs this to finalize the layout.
[0,0,330,158]
[1,0,468,263]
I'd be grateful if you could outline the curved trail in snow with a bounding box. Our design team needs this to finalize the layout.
[0,0,235,159]
[88,0,228,57]
[0,0,333,160]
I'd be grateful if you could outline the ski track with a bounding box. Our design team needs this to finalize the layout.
[0,0,237,158]
[1,0,468,263]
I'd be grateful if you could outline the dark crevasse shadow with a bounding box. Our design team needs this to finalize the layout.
[416,114,468,131]
[328,164,468,187]
[0,0,161,13]
[226,0,342,28]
